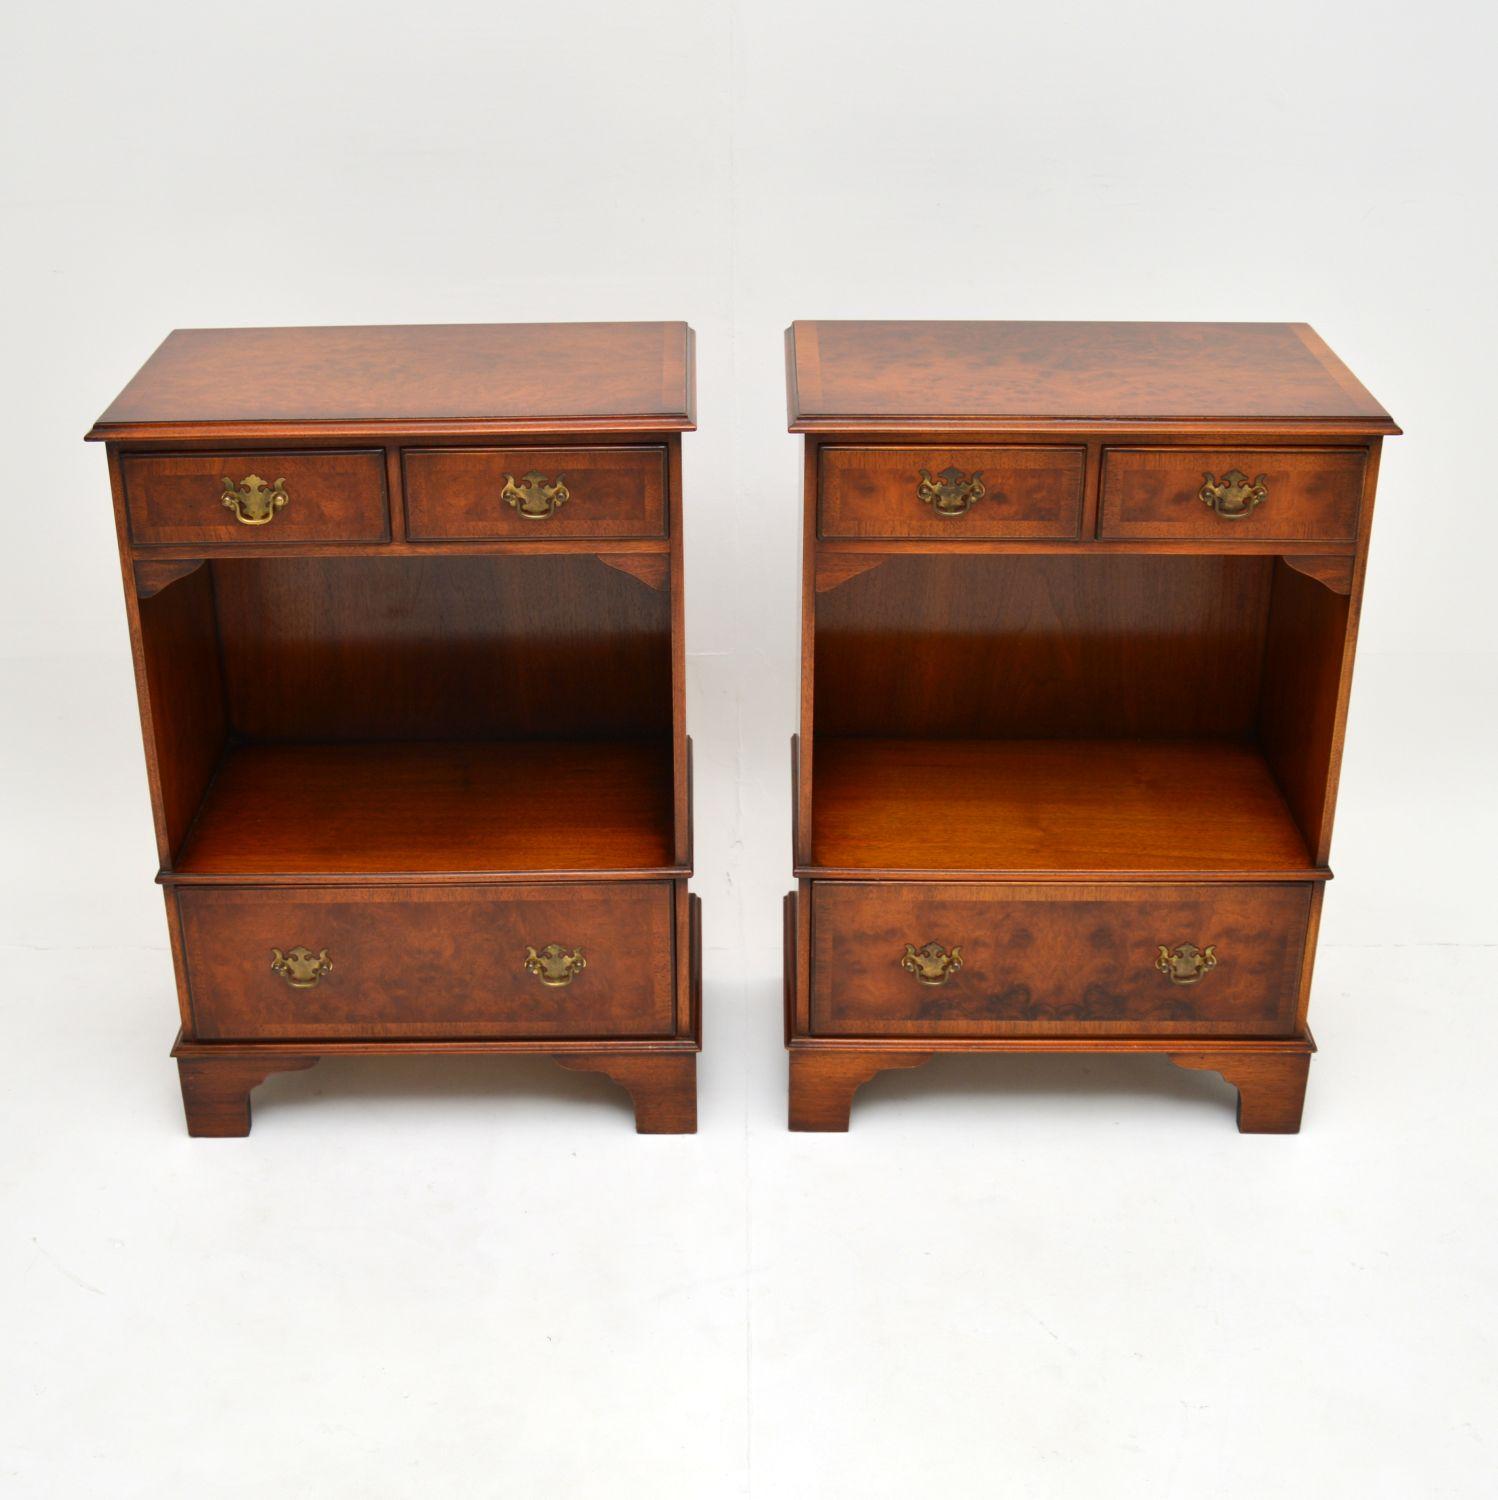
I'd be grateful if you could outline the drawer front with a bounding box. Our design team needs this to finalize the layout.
[819,446,1085,540]
[403,447,667,540]
[124,451,389,545]
[1099,448,1365,542]
[177,882,675,1040]
[811,882,1310,1037]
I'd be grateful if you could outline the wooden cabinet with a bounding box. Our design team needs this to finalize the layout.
[91,322,699,1135]
[784,320,1397,1131]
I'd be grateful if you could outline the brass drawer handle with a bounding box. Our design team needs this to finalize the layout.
[501,471,571,520]
[1156,942,1217,985]
[901,940,963,986]
[916,466,985,517]
[1199,469,1267,520]
[524,943,586,987]
[270,946,331,989]
[222,473,289,526]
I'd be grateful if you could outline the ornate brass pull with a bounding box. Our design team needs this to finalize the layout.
[1199,469,1267,520]
[222,474,289,526]
[901,941,964,986]
[501,471,570,520]
[1156,943,1217,985]
[916,467,985,517]
[270,946,332,989]
[524,943,586,987]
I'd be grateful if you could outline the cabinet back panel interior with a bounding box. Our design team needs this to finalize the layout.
[209,554,672,741]
[814,554,1284,740]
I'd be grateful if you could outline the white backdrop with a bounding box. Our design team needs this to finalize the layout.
[3,3,1495,1496]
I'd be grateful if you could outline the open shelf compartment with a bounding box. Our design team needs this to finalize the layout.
[138,552,681,880]
[805,552,1350,877]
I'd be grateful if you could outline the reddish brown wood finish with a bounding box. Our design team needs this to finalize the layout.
[600,553,670,590]
[124,450,389,545]
[788,321,1395,432]
[810,882,1310,1037]
[554,1053,698,1133]
[134,558,207,597]
[788,1049,935,1131]
[208,553,670,743]
[785,321,1394,1131]
[1099,447,1364,542]
[818,445,1084,540]
[1282,555,1355,593]
[1168,1050,1312,1133]
[1258,559,1356,863]
[403,446,667,541]
[176,882,675,1040]
[173,741,676,879]
[91,323,695,435]
[137,563,227,854]
[808,739,1315,878]
[814,553,1275,740]
[93,323,698,1133]
[176,1054,319,1137]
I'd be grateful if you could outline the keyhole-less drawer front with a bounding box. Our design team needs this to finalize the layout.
[176,882,676,1040]
[123,451,390,546]
[1099,448,1366,543]
[810,881,1311,1038]
[818,446,1086,540]
[402,447,668,541]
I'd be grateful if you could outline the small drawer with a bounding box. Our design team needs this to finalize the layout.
[819,446,1085,540]
[177,882,676,1040]
[123,451,388,546]
[403,447,667,541]
[810,882,1310,1038]
[1099,448,1365,542]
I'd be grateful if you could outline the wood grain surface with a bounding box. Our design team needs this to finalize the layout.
[177,882,676,1039]
[819,445,1084,539]
[1099,447,1364,542]
[173,741,677,878]
[788,321,1395,430]
[403,446,667,541]
[810,881,1310,1036]
[807,739,1317,877]
[92,323,695,434]
[209,554,671,742]
[813,552,1275,739]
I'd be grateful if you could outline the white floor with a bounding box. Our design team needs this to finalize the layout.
[3,652,1495,1498]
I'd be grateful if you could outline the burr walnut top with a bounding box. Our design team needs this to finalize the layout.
[786,320,1395,433]
[89,322,696,438]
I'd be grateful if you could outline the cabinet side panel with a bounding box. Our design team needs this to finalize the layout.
[797,440,818,865]
[1258,559,1352,857]
[668,434,689,866]
[137,565,229,857]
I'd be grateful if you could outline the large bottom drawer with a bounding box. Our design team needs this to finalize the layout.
[177,882,676,1040]
[810,882,1311,1038]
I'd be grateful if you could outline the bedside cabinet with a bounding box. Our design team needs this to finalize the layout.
[90,323,700,1135]
[782,320,1396,1132]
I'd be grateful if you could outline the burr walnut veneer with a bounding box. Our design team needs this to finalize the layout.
[90,322,699,1135]
[783,320,1396,1131]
